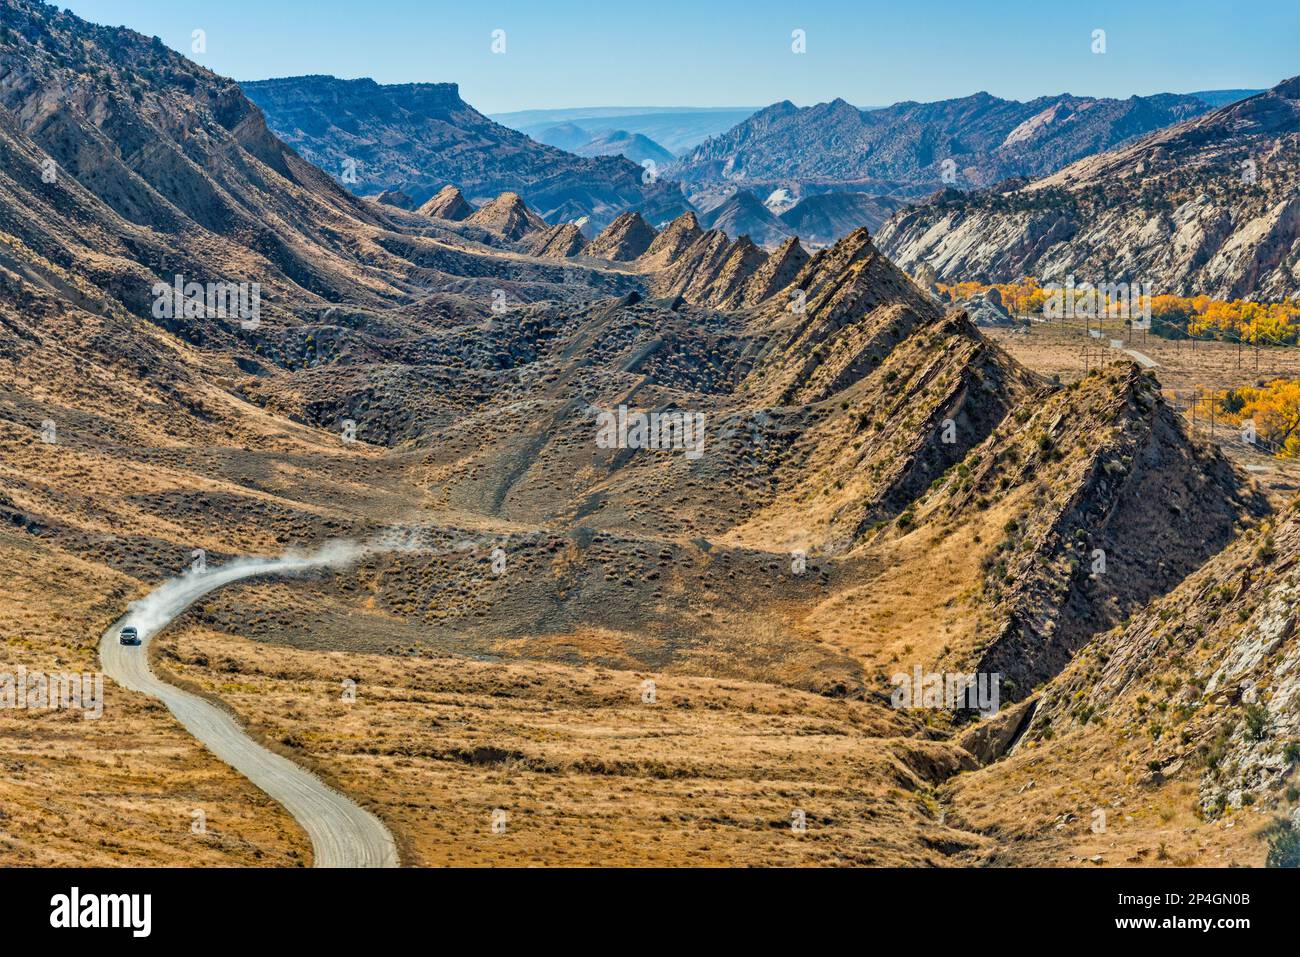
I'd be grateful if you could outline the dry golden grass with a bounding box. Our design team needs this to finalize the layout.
[0,529,310,866]
[943,720,1273,867]
[157,619,988,867]
[0,343,408,865]
[796,505,1011,684]
[4,226,1291,868]
[987,320,1300,397]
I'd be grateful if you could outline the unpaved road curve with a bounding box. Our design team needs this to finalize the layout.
[1121,347,1159,368]
[98,548,399,868]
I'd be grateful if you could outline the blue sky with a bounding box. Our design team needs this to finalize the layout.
[61,0,1299,113]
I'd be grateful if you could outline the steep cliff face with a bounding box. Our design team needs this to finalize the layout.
[1014,495,1299,819]
[242,75,656,230]
[0,0,418,328]
[0,0,632,365]
[939,495,1297,867]
[877,79,1300,299]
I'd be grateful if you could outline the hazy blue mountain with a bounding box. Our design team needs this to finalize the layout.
[1188,88,1266,108]
[574,130,676,167]
[699,190,792,247]
[534,122,592,151]
[779,192,904,245]
[492,106,759,154]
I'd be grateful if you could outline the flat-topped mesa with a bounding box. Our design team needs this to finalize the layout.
[637,211,703,270]
[246,76,465,114]
[743,235,809,306]
[524,222,588,259]
[585,211,657,261]
[465,191,548,240]
[417,184,473,221]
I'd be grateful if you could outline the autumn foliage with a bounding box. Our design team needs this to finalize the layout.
[1202,379,1300,457]
[932,277,1300,344]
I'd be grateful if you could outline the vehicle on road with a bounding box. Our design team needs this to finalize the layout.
[119,626,141,645]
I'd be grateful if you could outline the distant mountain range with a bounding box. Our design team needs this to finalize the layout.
[490,106,758,155]
[778,192,903,246]
[668,89,1262,199]
[570,129,676,167]
[1187,89,1268,108]
[240,76,663,231]
[877,78,1300,299]
[243,78,1269,248]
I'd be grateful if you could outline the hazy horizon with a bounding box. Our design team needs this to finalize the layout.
[59,0,1299,113]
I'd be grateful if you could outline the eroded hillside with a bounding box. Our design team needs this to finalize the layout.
[0,0,1295,868]
[878,78,1300,299]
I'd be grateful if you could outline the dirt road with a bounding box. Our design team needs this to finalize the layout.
[97,547,399,868]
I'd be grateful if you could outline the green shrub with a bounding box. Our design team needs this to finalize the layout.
[1266,822,1300,868]
[1245,703,1270,741]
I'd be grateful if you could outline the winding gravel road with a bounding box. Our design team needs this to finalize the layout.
[97,547,399,868]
